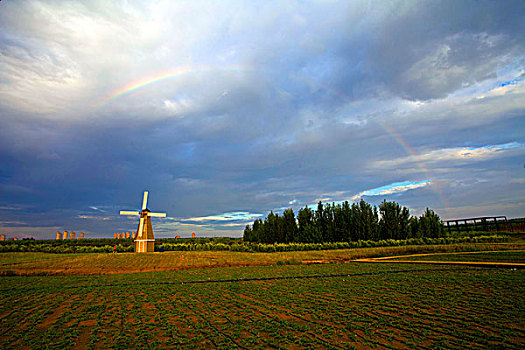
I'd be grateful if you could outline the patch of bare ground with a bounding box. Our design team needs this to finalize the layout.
[73,324,94,350]
[301,259,332,264]
[37,302,68,329]
[77,318,97,328]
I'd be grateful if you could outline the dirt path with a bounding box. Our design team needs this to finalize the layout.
[370,249,525,260]
[354,250,525,269]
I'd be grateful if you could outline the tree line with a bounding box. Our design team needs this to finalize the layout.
[243,199,444,243]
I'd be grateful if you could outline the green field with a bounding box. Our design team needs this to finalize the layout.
[387,250,525,263]
[0,251,524,349]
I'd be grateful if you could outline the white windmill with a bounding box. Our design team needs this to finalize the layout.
[120,191,166,253]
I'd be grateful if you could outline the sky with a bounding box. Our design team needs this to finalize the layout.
[0,0,524,239]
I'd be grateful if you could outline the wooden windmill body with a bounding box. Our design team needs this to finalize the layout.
[120,191,166,253]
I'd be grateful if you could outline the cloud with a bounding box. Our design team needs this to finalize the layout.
[476,77,525,100]
[358,180,431,198]
[180,212,263,223]
[89,206,106,212]
[332,180,433,203]
[0,205,24,211]
[372,142,524,169]
[0,1,524,238]
[303,180,432,208]
[365,2,525,101]
[77,215,112,221]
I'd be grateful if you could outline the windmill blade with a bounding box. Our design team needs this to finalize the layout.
[142,191,149,210]
[148,212,166,217]
[137,217,145,238]
[120,211,140,216]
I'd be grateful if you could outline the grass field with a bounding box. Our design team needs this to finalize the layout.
[385,250,525,263]
[0,247,524,349]
[1,242,523,276]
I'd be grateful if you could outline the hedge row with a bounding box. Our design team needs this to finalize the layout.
[0,235,509,254]
[157,235,509,252]
[0,244,133,254]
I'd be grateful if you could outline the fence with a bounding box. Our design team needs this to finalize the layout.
[444,216,522,234]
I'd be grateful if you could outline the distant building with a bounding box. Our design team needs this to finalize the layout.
[70,232,76,240]
[63,231,68,240]
[192,232,196,238]
[56,232,61,240]
[0,234,5,241]
[80,232,84,239]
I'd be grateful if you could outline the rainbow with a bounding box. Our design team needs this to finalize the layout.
[94,64,250,108]
[380,123,449,212]
[303,78,449,212]
[96,68,449,212]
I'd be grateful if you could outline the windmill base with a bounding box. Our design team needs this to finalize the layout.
[135,239,155,253]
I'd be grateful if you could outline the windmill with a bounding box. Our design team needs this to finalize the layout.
[120,191,166,253]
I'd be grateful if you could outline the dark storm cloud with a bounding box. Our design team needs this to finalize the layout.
[0,0,524,238]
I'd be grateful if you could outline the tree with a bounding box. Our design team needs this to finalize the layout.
[409,216,420,238]
[282,208,298,243]
[333,203,346,242]
[297,206,320,242]
[264,211,282,243]
[379,200,410,240]
[325,203,338,242]
[252,218,263,242]
[341,201,355,242]
[245,200,443,243]
[352,199,379,241]
[419,208,444,238]
[243,225,253,242]
[315,202,327,242]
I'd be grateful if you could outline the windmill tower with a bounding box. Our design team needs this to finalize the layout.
[120,191,166,253]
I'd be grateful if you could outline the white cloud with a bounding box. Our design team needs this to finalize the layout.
[180,212,262,223]
[305,180,432,207]
[162,98,192,116]
[350,180,432,201]
[372,142,524,169]
[89,206,106,212]
[77,215,112,221]
[476,77,525,100]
